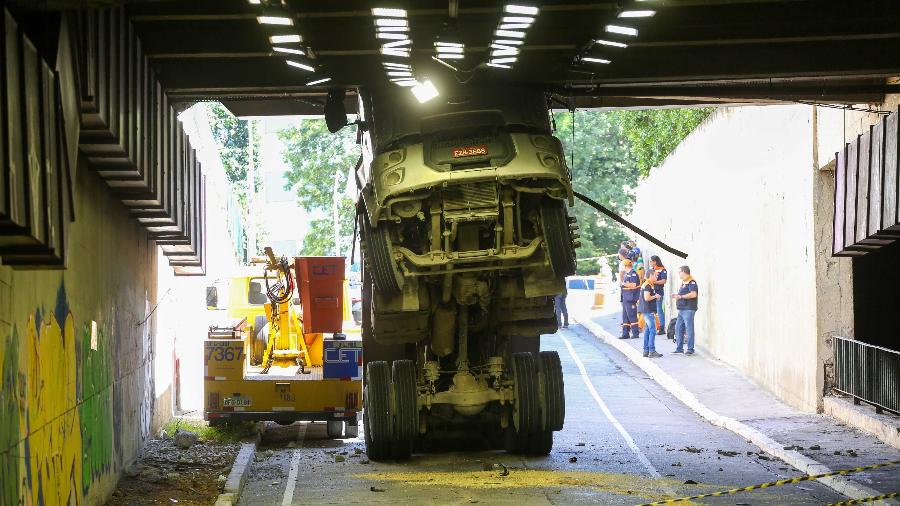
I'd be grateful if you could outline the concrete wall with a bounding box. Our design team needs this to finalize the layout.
[629,104,857,413]
[0,163,165,504]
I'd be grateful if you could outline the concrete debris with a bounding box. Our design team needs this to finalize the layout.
[173,429,199,449]
[682,447,702,453]
[684,479,698,485]
[568,456,577,463]
[265,450,275,458]
[783,445,804,451]
[716,450,738,457]
[360,459,370,464]
[370,486,386,492]
[809,445,821,450]
[575,443,586,446]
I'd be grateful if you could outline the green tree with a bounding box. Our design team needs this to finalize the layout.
[279,119,360,256]
[554,110,639,275]
[612,108,713,176]
[208,102,260,208]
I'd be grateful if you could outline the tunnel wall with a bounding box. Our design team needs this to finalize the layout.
[629,105,855,413]
[0,162,163,504]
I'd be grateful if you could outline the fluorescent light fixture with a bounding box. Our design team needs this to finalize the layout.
[605,24,638,36]
[436,46,464,53]
[273,46,305,56]
[495,29,526,38]
[258,16,293,26]
[377,32,408,40]
[502,16,534,23]
[306,77,331,85]
[504,5,539,15]
[437,53,464,59]
[375,18,407,27]
[387,70,413,77]
[376,25,409,32]
[382,39,412,48]
[500,23,531,30]
[383,62,411,69]
[490,57,518,64]
[491,43,520,51]
[618,10,656,18]
[270,34,303,44]
[392,79,418,87]
[372,8,407,17]
[495,38,524,45]
[286,60,315,72]
[582,57,611,64]
[411,80,439,103]
[381,47,410,57]
[248,0,260,4]
[491,48,518,57]
[487,62,511,69]
[435,42,464,48]
[594,38,628,48]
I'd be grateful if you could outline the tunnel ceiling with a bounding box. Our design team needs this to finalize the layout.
[55,0,900,112]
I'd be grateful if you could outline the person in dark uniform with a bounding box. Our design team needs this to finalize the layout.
[650,255,668,336]
[639,269,662,357]
[620,259,640,339]
[672,265,699,355]
[554,293,569,328]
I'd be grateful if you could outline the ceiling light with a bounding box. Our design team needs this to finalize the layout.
[376,18,407,27]
[495,29,526,38]
[382,39,412,48]
[487,62,511,69]
[372,7,407,17]
[491,43,520,51]
[383,62,411,69]
[495,38,524,45]
[286,60,315,72]
[272,46,305,56]
[502,16,534,24]
[500,23,531,30]
[618,10,656,18]
[605,24,638,36]
[582,57,611,64]
[491,48,518,57]
[257,16,293,26]
[381,47,410,57]
[436,53,464,59]
[377,32,408,40]
[270,34,302,44]
[392,79,418,87]
[594,39,628,48]
[490,57,518,64]
[306,77,331,85]
[436,46,463,53]
[248,0,260,4]
[411,80,439,103]
[376,25,409,32]
[387,70,413,77]
[435,42,464,48]
[504,5,539,15]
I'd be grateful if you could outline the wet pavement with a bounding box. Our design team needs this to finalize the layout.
[236,324,863,505]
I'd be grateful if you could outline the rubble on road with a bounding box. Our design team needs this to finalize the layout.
[174,429,199,449]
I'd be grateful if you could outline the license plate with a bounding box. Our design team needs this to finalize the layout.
[452,144,488,158]
[223,396,251,407]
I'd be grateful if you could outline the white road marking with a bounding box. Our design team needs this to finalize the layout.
[558,332,665,481]
[281,422,308,506]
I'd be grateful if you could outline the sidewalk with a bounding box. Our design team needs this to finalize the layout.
[577,306,900,504]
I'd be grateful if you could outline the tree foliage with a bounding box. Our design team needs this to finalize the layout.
[611,108,713,177]
[279,119,360,256]
[208,103,260,207]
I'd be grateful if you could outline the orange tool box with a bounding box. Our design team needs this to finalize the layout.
[295,257,345,333]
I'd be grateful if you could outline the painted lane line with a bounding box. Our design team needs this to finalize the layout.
[558,332,664,481]
[281,422,308,506]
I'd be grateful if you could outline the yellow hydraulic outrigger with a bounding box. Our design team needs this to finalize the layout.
[257,247,310,374]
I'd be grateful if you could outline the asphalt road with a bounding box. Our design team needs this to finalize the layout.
[238,324,846,505]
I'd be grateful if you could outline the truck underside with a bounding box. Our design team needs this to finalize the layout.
[357,85,578,460]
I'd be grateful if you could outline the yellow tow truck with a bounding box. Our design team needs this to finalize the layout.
[204,248,362,438]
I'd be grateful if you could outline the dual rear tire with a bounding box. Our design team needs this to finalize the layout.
[363,359,418,461]
[506,351,565,455]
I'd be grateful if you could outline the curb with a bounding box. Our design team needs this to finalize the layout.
[824,396,900,451]
[577,317,890,504]
[214,436,260,506]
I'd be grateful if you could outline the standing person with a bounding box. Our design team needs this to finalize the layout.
[554,293,569,329]
[672,266,699,355]
[650,256,668,336]
[628,240,645,281]
[617,241,631,283]
[620,259,641,339]
[638,269,662,357]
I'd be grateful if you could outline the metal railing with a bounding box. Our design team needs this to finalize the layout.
[833,336,900,415]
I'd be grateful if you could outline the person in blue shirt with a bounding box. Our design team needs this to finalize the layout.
[620,259,641,339]
[672,265,699,355]
[650,255,668,336]
[638,269,662,357]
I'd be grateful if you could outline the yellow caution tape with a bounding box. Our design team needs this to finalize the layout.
[636,460,900,506]
[827,492,900,505]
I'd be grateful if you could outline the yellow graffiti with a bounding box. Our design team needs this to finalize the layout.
[2,313,84,505]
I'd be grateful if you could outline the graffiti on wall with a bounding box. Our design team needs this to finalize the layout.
[0,283,115,504]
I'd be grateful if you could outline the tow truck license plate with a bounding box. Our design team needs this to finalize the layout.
[452,144,488,158]
[223,397,251,407]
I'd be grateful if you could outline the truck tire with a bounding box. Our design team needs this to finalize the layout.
[540,199,576,277]
[392,360,418,459]
[539,351,565,431]
[326,420,344,439]
[250,315,269,366]
[511,352,540,434]
[361,212,402,294]
[364,361,392,461]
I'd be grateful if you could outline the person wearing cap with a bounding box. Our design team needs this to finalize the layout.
[672,265,699,355]
[620,259,641,339]
[638,269,663,357]
[617,241,631,284]
[650,255,668,336]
